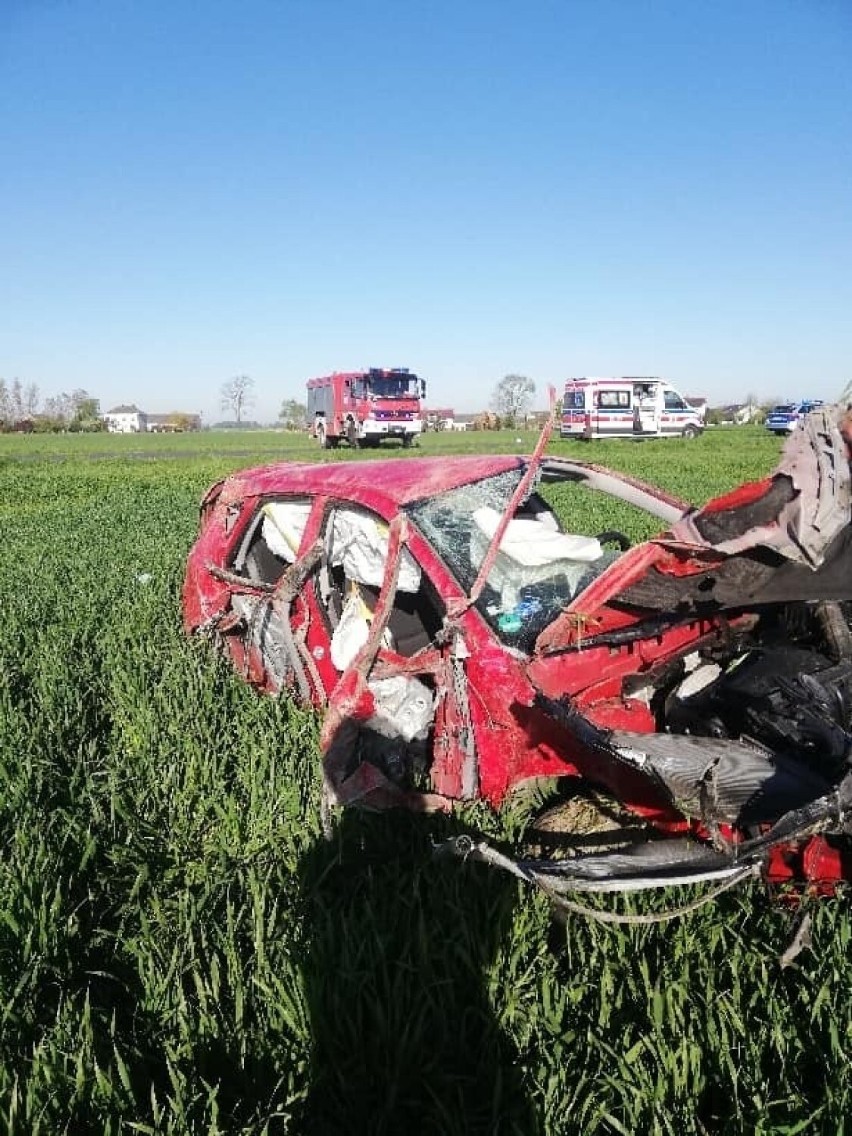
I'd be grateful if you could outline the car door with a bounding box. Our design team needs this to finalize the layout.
[211,493,331,700]
[661,387,690,434]
[311,500,481,803]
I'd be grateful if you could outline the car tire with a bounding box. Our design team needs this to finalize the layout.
[682,424,700,439]
[318,423,331,450]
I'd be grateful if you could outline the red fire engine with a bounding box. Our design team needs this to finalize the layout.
[306,367,426,449]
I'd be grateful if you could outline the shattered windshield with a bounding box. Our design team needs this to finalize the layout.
[406,468,618,651]
[406,462,680,652]
[406,469,525,594]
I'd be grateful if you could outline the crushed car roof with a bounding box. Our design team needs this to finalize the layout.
[217,454,527,509]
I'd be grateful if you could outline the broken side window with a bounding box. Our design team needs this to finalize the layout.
[230,498,313,584]
[537,479,667,547]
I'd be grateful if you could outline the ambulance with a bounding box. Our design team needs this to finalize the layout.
[561,377,704,440]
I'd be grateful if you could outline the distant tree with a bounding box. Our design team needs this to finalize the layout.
[742,391,762,420]
[491,374,535,427]
[9,378,24,423]
[278,398,307,430]
[71,395,100,425]
[0,380,9,426]
[42,394,69,425]
[23,382,40,417]
[68,389,95,418]
[221,374,255,424]
[26,389,102,432]
[81,405,104,430]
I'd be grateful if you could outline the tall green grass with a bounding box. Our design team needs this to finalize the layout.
[0,426,848,1134]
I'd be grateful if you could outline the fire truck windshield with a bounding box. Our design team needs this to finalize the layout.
[367,375,420,399]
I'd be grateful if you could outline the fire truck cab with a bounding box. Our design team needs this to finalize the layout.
[561,376,704,440]
[307,367,426,449]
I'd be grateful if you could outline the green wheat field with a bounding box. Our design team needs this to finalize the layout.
[1,425,849,1135]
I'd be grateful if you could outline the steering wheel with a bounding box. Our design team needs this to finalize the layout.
[595,530,632,551]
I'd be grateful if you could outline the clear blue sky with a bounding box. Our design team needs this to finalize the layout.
[2,0,850,423]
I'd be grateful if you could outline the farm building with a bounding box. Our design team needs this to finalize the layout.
[146,413,202,433]
[103,406,201,433]
[103,404,147,433]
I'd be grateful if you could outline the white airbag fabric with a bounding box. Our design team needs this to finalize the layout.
[330,509,421,592]
[261,501,312,563]
[470,506,602,607]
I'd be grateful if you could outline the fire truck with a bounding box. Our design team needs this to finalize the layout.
[561,376,704,440]
[307,367,426,449]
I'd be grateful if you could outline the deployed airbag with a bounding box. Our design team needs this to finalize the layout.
[330,509,421,592]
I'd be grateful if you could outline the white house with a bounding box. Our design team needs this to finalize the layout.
[734,402,762,425]
[103,404,148,433]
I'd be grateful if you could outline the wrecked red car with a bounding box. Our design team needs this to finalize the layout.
[183,407,852,900]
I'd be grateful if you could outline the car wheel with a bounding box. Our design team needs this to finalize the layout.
[682,424,699,439]
[318,423,331,449]
[402,434,413,448]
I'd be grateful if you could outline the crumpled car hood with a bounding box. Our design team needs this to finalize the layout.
[536,406,852,656]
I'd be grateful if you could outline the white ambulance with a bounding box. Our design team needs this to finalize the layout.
[560,377,704,440]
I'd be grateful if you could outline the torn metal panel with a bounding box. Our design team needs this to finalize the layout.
[672,406,851,566]
[608,730,835,826]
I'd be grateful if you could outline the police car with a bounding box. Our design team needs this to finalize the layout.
[765,400,824,436]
